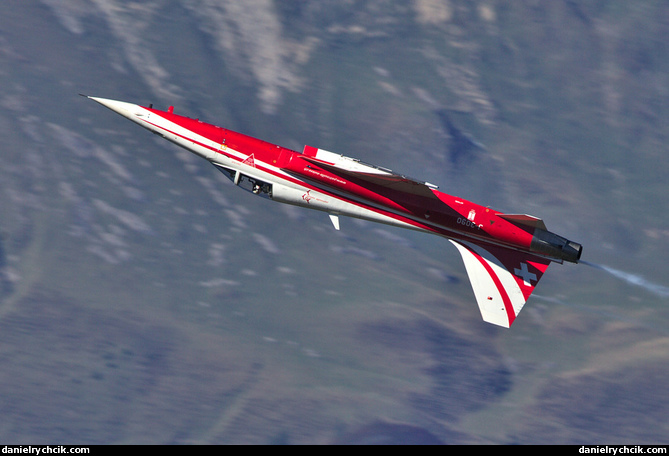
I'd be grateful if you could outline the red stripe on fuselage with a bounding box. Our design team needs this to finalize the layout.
[468,247,516,326]
[138,109,536,254]
[137,113,444,236]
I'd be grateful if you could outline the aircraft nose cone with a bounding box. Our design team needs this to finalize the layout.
[85,96,142,118]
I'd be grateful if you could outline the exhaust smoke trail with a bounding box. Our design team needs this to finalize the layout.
[581,260,669,298]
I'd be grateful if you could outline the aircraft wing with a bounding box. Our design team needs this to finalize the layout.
[498,213,547,231]
[449,239,551,327]
[299,156,440,199]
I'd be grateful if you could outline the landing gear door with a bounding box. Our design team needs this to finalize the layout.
[212,164,272,199]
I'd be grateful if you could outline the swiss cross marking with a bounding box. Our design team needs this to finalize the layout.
[514,262,537,286]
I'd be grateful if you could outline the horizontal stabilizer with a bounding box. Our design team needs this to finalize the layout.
[498,214,547,231]
[450,239,551,327]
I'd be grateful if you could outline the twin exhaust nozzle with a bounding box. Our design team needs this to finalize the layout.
[531,228,583,263]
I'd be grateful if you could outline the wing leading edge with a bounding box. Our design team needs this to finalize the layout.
[298,155,440,199]
[449,240,551,327]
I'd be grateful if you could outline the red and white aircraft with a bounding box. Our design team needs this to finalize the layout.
[86,96,582,328]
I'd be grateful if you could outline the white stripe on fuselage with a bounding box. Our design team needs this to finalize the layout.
[139,110,428,233]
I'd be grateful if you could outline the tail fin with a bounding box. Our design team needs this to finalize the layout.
[449,240,551,327]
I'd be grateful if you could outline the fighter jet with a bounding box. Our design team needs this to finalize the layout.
[85,95,582,328]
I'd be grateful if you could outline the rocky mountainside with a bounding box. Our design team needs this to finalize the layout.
[0,0,667,444]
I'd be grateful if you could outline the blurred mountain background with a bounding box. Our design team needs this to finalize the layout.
[0,0,668,444]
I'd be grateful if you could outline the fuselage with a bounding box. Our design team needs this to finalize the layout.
[87,97,581,264]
